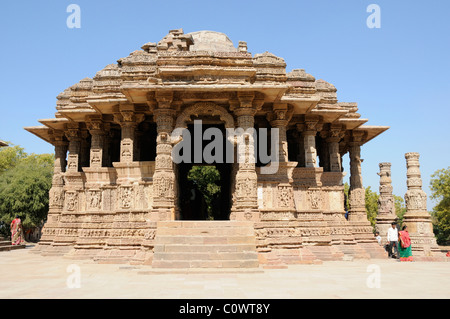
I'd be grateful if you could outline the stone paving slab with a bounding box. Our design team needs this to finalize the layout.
[0,247,449,299]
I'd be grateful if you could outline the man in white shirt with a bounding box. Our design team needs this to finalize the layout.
[387,222,399,258]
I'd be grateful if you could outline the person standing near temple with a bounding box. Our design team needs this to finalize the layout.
[387,222,398,258]
[398,225,413,262]
[10,215,24,246]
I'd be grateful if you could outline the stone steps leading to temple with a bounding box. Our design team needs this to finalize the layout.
[152,221,260,269]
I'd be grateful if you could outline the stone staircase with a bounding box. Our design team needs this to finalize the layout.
[152,221,260,269]
[0,237,26,252]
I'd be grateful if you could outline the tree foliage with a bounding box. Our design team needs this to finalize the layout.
[430,167,450,245]
[0,145,54,235]
[365,186,379,228]
[187,166,221,220]
[0,144,27,174]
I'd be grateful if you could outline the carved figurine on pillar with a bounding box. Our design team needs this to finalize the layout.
[403,152,440,257]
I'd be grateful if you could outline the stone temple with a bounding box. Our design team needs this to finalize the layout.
[25,29,391,267]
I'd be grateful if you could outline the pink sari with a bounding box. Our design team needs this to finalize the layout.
[10,218,24,245]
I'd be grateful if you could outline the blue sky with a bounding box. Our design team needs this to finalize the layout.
[0,1,449,208]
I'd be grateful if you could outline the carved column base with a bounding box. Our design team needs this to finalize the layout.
[375,215,397,240]
[230,208,260,222]
[403,213,440,257]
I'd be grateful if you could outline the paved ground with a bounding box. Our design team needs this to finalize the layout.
[0,246,449,299]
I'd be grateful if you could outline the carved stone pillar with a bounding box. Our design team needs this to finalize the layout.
[302,116,321,168]
[327,125,343,173]
[114,110,144,163]
[375,162,397,237]
[268,103,296,212]
[403,152,439,256]
[347,131,373,242]
[65,124,81,173]
[231,92,259,221]
[50,134,68,207]
[268,103,289,163]
[87,119,105,168]
[41,130,68,248]
[151,92,177,220]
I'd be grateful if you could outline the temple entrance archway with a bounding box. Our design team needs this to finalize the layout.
[176,122,233,220]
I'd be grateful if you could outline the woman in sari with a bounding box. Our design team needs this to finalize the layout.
[10,215,24,246]
[398,225,413,262]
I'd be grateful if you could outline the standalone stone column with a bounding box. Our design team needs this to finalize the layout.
[403,152,439,256]
[375,162,397,237]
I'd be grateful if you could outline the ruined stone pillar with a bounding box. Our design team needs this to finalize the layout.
[375,162,397,237]
[151,92,177,220]
[231,92,259,220]
[403,152,440,256]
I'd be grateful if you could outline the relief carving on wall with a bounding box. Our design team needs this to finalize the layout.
[65,191,78,211]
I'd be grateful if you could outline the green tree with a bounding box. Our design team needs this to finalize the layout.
[0,146,54,236]
[187,166,221,220]
[394,195,406,227]
[0,144,27,174]
[430,167,450,245]
[365,186,379,229]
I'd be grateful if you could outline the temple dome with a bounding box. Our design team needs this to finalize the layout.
[187,31,237,52]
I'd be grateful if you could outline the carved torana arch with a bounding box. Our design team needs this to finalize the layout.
[175,102,235,129]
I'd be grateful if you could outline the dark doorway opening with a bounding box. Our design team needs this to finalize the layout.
[178,163,231,220]
[177,123,232,220]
